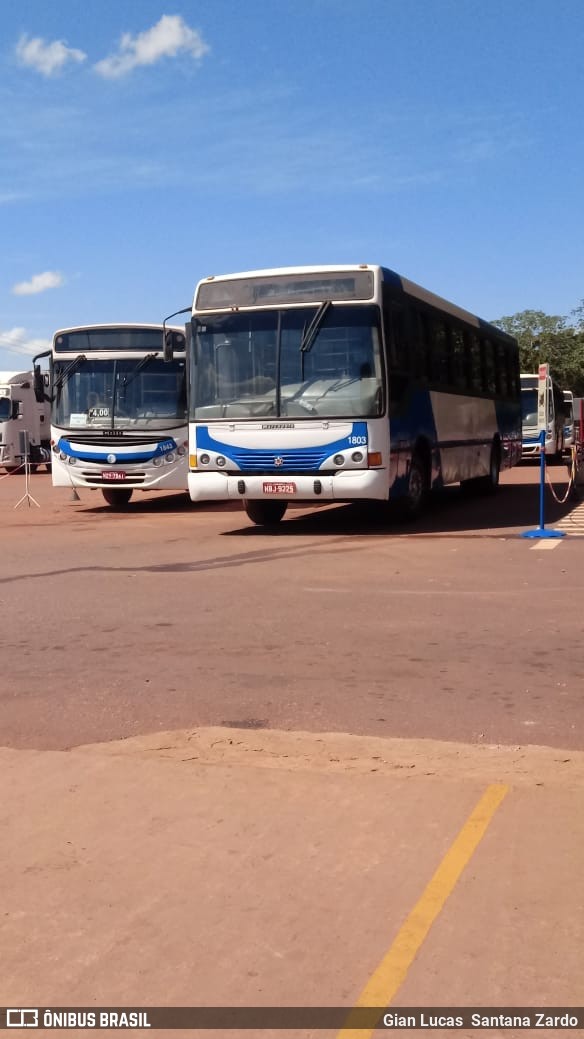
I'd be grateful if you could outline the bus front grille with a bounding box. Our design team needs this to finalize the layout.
[229,448,329,472]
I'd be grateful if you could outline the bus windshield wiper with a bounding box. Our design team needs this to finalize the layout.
[54,354,87,391]
[120,352,158,393]
[299,301,332,353]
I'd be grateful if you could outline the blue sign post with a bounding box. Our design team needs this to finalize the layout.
[521,430,566,539]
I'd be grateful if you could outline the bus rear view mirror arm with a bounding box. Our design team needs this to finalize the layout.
[163,307,191,361]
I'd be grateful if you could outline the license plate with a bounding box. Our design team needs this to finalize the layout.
[263,482,296,495]
[102,470,127,481]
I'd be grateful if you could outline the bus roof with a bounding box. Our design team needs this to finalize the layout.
[193,264,515,342]
[52,323,181,337]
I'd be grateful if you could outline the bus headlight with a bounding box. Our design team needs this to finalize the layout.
[68,457,77,465]
[216,455,226,467]
[351,451,364,463]
[333,454,345,466]
[177,446,186,456]
[152,456,163,467]
[59,451,67,461]
[200,453,210,465]
[165,452,175,463]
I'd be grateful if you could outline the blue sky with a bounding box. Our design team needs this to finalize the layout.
[1,0,583,367]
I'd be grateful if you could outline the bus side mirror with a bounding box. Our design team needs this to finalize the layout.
[163,330,174,362]
[33,365,44,402]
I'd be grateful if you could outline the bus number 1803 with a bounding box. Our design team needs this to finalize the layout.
[349,435,367,446]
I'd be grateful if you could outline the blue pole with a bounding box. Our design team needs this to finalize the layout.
[520,427,566,538]
[538,428,546,529]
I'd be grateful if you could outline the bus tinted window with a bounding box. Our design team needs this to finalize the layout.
[465,331,482,393]
[413,310,431,381]
[430,319,450,385]
[482,339,496,395]
[450,326,467,390]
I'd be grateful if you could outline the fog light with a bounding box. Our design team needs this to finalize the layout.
[200,453,210,464]
[333,454,344,466]
[216,455,226,467]
[351,451,364,463]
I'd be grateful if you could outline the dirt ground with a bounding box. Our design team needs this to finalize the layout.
[1,464,583,1035]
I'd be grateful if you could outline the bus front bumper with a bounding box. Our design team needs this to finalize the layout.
[187,469,388,502]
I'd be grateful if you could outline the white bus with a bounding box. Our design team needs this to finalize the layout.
[520,372,565,460]
[34,324,188,508]
[166,265,521,526]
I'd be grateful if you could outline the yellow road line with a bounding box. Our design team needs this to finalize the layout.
[339,783,509,1037]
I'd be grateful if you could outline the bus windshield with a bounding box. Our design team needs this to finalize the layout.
[521,388,538,425]
[191,304,384,420]
[53,358,187,430]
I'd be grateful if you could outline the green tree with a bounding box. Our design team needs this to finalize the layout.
[493,308,584,394]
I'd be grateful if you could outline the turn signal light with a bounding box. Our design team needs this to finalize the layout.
[367,452,382,467]
[189,454,197,468]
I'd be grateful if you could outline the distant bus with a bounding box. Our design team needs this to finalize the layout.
[563,389,574,452]
[520,372,565,460]
[168,264,522,526]
[34,324,188,508]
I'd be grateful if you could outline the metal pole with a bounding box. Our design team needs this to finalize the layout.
[538,428,546,530]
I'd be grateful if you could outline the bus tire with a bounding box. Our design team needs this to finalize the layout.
[102,488,133,509]
[243,499,287,527]
[477,441,501,493]
[401,449,429,520]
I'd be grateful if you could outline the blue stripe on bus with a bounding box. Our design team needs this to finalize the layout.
[196,423,368,472]
[57,437,177,462]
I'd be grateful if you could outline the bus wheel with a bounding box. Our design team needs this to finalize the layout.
[243,499,287,527]
[476,442,500,493]
[102,488,133,509]
[402,450,429,519]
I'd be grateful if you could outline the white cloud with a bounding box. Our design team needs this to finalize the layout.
[16,34,87,77]
[11,271,65,296]
[94,14,210,79]
[0,327,51,358]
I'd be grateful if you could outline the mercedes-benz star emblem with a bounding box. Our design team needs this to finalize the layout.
[274,456,284,467]
[107,453,117,464]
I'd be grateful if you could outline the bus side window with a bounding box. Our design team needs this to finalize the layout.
[506,347,519,398]
[385,302,410,373]
[413,310,431,382]
[384,302,411,409]
[481,338,496,395]
[466,331,482,393]
[450,325,467,391]
[430,318,450,386]
[495,341,508,397]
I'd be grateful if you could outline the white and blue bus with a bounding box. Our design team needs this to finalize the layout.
[34,324,188,508]
[167,265,521,526]
[520,372,566,460]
